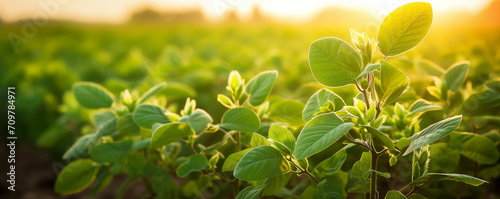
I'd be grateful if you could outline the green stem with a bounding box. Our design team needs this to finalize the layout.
[370,149,379,199]
[236,131,241,151]
[290,159,319,183]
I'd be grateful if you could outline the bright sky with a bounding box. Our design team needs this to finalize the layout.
[0,0,492,23]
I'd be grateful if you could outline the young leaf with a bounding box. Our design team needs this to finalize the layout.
[250,133,271,148]
[220,107,261,132]
[376,61,410,106]
[55,159,99,195]
[404,115,462,156]
[90,140,133,163]
[245,70,278,106]
[151,123,195,148]
[385,190,407,199]
[408,173,487,187]
[175,154,209,177]
[234,146,290,181]
[347,152,371,194]
[133,104,170,129]
[222,148,251,172]
[138,82,166,104]
[443,61,469,91]
[356,63,381,80]
[217,94,234,108]
[235,184,267,199]
[377,2,433,57]
[309,37,363,87]
[73,82,114,109]
[268,124,296,153]
[178,109,213,134]
[294,113,354,160]
[303,88,345,122]
[94,113,117,137]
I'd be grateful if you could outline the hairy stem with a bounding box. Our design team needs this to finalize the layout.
[290,159,319,183]
[370,150,379,199]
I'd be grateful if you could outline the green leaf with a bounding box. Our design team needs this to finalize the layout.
[151,123,195,148]
[73,82,114,109]
[450,132,500,164]
[175,154,209,177]
[55,159,99,195]
[90,140,133,163]
[404,115,462,156]
[178,109,213,134]
[347,152,371,194]
[235,184,267,199]
[234,146,290,181]
[132,138,151,150]
[462,81,500,116]
[295,113,354,159]
[369,169,391,178]
[116,114,140,137]
[377,2,433,56]
[217,94,234,108]
[408,99,441,116]
[133,104,170,129]
[309,37,363,87]
[356,63,381,80]
[151,168,171,194]
[63,134,97,160]
[94,112,117,137]
[314,145,351,176]
[428,143,460,172]
[269,100,306,126]
[314,171,348,199]
[415,58,445,77]
[303,89,345,122]
[250,133,271,148]
[138,82,166,104]
[245,70,278,106]
[363,125,398,154]
[262,173,292,196]
[376,61,410,106]
[268,124,296,153]
[408,173,487,187]
[385,190,407,199]
[220,107,261,133]
[90,166,112,196]
[222,148,251,172]
[443,61,469,91]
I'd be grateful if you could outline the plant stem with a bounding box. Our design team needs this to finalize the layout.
[370,149,379,199]
[290,159,319,183]
[236,131,241,151]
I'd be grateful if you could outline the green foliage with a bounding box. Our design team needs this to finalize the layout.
[220,107,261,132]
[245,70,278,106]
[176,154,210,177]
[294,113,354,159]
[73,82,114,109]
[51,2,496,198]
[234,146,290,181]
[377,2,433,57]
[404,115,462,156]
[133,104,170,129]
[309,37,362,87]
[55,159,99,195]
[151,123,194,148]
[303,88,345,121]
